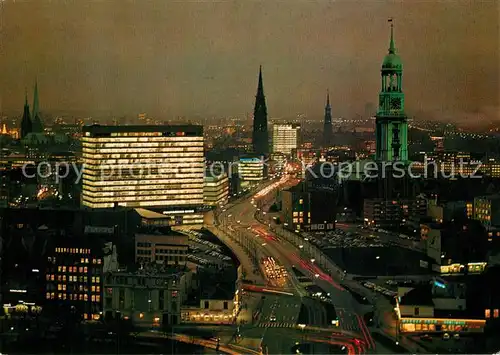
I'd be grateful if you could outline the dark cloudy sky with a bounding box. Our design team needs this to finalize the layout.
[0,0,498,121]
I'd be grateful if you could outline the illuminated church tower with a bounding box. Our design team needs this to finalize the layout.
[375,19,408,161]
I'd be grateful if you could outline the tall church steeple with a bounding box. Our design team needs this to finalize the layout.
[31,80,43,133]
[20,90,32,139]
[252,65,269,156]
[375,19,408,162]
[323,89,332,147]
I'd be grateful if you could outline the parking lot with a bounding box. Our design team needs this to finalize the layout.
[302,229,384,249]
[184,229,235,269]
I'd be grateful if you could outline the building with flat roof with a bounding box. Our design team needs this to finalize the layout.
[135,229,189,266]
[272,123,300,156]
[81,125,205,228]
[204,173,229,207]
[103,264,190,328]
[238,156,265,186]
[81,125,204,209]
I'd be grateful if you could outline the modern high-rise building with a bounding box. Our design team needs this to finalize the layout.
[272,123,300,155]
[81,125,205,216]
[323,90,332,147]
[252,66,269,156]
[375,20,408,161]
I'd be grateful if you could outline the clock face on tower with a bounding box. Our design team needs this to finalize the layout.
[390,97,401,110]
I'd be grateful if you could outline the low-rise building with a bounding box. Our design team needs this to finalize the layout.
[103,264,191,328]
[395,279,486,334]
[204,173,229,207]
[135,229,189,266]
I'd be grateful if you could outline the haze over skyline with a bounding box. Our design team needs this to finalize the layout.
[0,0,498,122]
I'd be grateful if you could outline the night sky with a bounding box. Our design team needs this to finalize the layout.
[0,0,498,121]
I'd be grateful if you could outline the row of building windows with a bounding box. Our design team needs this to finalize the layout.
[84,144,203,151]
[46,292,101,302]
[84,183,204,192]
[83,134,202,139]
[55,248,91,254]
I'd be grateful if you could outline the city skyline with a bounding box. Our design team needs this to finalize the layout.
[0,1,498,122]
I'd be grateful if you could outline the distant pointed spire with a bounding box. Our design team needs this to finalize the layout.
[20,90,32,139]
[388,18,396,54]
[326,89,330,107]
[252,65,269,156]
[32,79,39,118]
[257,65,264,97]
[31,80,43,133]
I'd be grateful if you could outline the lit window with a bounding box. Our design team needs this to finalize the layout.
[485,309,491,318]
[58,266,62,272]
[495,309,499,318]
[62,266,66,272]
[96,295,101,302]
[92,286,96,292]
[84,267,88,273]
[85,258,89,263]
[81,258,85,264]
[46,292,50,299]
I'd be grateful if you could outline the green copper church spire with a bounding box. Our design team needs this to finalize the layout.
[375,18,408,162]
[388,18,396,54]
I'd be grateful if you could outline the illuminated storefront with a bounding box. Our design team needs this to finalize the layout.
[399,317,485,333]
[440,262,487,275]
[395,296,486,334]
[82,125,205,210]
[181,291,239,325]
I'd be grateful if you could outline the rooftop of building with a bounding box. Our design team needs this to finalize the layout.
[399,284,434,306]
[475,194,500,201]
[82,124,203,135]
[112,262,187,277]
